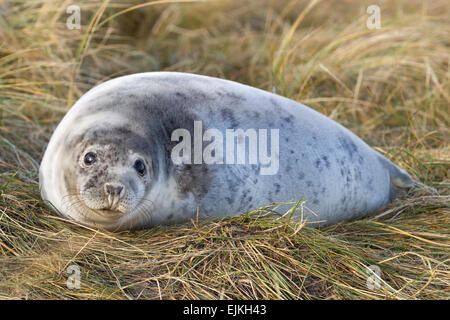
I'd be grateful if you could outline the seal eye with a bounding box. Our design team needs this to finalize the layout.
[134,159,146,176]
[83,152,97,166]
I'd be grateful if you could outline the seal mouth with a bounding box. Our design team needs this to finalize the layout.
[106,193,122,211]
[95,208,126,218]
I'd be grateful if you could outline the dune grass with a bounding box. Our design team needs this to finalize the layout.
[0,0,449,299]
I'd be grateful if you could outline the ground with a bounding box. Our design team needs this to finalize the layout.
[0,0,448,299]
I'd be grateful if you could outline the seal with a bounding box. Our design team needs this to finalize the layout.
[39,72,417,231]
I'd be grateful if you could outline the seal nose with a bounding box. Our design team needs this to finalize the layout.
[104,183,125,210]
[104,183,124,197]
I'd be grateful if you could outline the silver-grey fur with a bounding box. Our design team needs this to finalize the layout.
[39,72,417,231]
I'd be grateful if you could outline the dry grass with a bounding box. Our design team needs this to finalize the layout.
[0,0,449,299]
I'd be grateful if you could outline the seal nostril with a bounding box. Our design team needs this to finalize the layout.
[104,183,124,197]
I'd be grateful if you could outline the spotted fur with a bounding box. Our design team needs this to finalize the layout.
[39,72,417,230]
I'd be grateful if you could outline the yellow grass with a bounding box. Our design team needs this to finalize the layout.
[0,0,448,299]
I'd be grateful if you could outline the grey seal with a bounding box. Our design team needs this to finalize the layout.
[39,72,417,231]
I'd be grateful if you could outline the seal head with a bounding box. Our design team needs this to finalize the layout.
[75,140,152,218]
[41,117,158,230]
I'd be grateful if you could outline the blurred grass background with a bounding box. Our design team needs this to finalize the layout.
[0,0,449,299]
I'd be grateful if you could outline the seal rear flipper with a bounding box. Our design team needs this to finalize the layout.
[376,153,419,201]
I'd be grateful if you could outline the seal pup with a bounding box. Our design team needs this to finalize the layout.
[39,72,417,231]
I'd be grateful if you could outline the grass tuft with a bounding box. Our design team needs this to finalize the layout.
[0,0,448,299]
